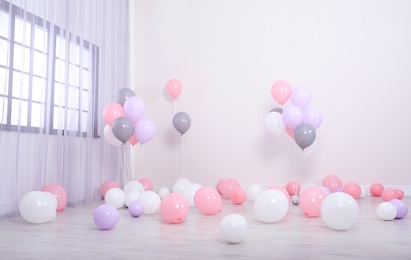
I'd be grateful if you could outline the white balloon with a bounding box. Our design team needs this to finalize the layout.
[138,191,161,214]
[376,202,397,221]
[321,192,359,230]
[103,124,122,147]
[44,191,58,210]
[105,188,126,209]
[253,189,289,223]
[246,184,262,202]
[264,112,285,137]
[19,191,57,224]
[125,191,141,207]
[124,180,145,194]
[182,183,202,207]
[172,177,191,194]
[158,187,170,199]
[220,214,248,243]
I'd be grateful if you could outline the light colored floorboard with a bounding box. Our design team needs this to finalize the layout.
[0,196,410,259]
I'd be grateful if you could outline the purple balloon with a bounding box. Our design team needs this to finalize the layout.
[93,204,119,230]
[320,186,331,196]
[303,107,323,129]
[124,96,146,123]
[128,200,144,217]
[390,199,408,219]
[291,86,312,110]
[282,105,303,130]
[134,118,156,144]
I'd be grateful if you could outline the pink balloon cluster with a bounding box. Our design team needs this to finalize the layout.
[216,178,247,205]
[369,182,405,201]
[268,80,323,150]
[102,88,156,146]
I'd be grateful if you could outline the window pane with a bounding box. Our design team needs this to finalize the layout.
[53,106,65,130]
[69,64,79,86]
[12,72,29,99]
[54,83,65,106]
[0,39,9,66]
[14,17,31,46]
[11,98,28,126]
[0,11,9,38]
[0,96,7,124]
[13,45,31,73]
[70,41,79,64]
[55,59,66,82]
[34,26,47,52]
[33,51,47,77]
[68,86,79,109]
[82,69,91,90]
[31,102,45,127]
[56,36,66,59]
[81,111,88,132]
[0,67,8,95]
[67,108,78,131]
[32,76,46,102]
[81,89,89,112]
[83,48,91,69]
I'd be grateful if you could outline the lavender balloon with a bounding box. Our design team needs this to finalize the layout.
[282,105,303,130]
[303,107,323,129]
[123,96,146,123]
[390,199,408,219]
[93,204,120,230]
[128,200,144,217]
[291,86,312,110]
[135,118,156,144]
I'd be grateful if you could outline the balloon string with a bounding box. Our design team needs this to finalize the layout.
[181,135,185,177]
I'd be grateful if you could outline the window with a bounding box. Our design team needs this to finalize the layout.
[0,1,99,136]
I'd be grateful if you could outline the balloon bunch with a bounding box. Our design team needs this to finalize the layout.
[103,88,156,146]
[266,80,323,151]
[166,79,192,136]
[369,182,408,221]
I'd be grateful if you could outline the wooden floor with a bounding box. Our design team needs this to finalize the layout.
[0,195,410,259]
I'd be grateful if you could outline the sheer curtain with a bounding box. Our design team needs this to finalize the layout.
[0,0,130,216]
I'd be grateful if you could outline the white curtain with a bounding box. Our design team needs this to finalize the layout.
[0,0,130,216]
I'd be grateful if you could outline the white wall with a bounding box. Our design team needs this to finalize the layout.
[130,0,411,190]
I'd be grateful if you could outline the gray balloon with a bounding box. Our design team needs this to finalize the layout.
[117,88,136,106]
[173,112,191,136]
[294,123,316,150]
[112,117,134,143]
[270,107,283,114]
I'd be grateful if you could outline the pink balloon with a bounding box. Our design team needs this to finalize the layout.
[103,102,124,126]
[303,107,323,129]
[139,177,153,191]
[370,183,384,197]
[160,193,190,224]
[100,181,120,198]
[381,188,397,202]
[128,132,139,146]
[282,105,303,130]
[299,187,327,217]
[291,85,312,110]
[271,80,292,106]
[216,179,225,194]
[42,184,67,211]
[285,126,294,139]
[396,189,404,199]
[343,182,361,200]
[123,96,145,123]
[322,175,343,193]
[166,79,183,99]
[194,187,222,215]
[286,181,301,196]
[268,186,290,203]
[230,188,247,205]
[134,118,156,144]
[219,178,241,199]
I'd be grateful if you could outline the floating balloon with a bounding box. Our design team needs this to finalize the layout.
[112,117,134,144]
[103,125,122,147]
[270,107,283,114]
[19,191,57,224]
[220,214,248,243]
[271,80,292,106]
[42,184,67,211]
[294,123,316,150]
[93,204,119,230]
[303,107,323,129]
[160,193,190,224]
[282,105,303,130]
[166,79,183,99]
[321,192,359,230]
[117,88,136,106]
[128,132,139,146]
[123,96,145,123]
[264,111,285,137]
[134,118,156,144]
[173,112,191,136]
[291,85,312,110]
[103,102,124,126]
